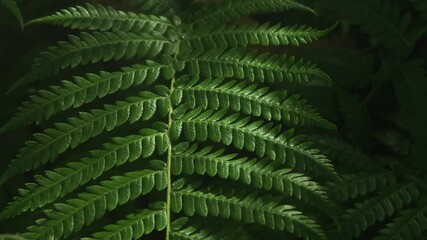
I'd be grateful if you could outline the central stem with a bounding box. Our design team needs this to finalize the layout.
[165,28,180,240]
[165,77,175,240]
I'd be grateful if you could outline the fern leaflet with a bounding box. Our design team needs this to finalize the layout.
[375,198,427,240]
[0,90,170,184]
[0,125,168,220]
[9,31,177,92]
[339,183,420,239]
[84,202,167,240]
[171,182,327,240]
[0,63,174,134]
[28,3,174,34]
[172,108,340,182]
[22,169,168,240]
[182,49,331,85]
[172,76,335,129]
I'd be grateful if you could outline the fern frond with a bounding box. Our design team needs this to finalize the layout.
[375,198,427,240]
[324,0,424,54]
[182,48,331,85]
[22,169,168,240]
[171,183,327,240]
[27,3,174,34]
[327,172,396,201]
[172,109,340,182]
[182,22,336,51]
[190,0,315,28]
[172,77,335,129]
[0,0,339,238]
[0,125,168,220]
[0,63,174,134]
[1,0,23,27]
[0,91,170,185]
[84,202,167,240]
[339,183,420,240]
[9,31,177,92]
[172,143,334,216]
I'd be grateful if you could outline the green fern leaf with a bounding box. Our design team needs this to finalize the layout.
[0,91,170,184]
[339,183,420,240]
[327,172,396,201]
[9,31,177,92]
[1,0,23,28]
[172,108,340,182]
[182,48,331,85]
[0,63,174,134]
[83,202,167,240]
[0,1,338,239]
[172,77,335,129]
[0,125,168,220]
[171,183,327,240]
[22,169,167,240]
[27,3,174,34]
[190,0,315,28]
[181,22,336,51]
[375,198,427,240]
[172,143,334,215]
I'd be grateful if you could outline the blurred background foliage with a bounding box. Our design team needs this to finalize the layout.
[0,0,426,239]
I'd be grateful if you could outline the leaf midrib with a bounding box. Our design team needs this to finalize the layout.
[39,14,173,28]
[31,34,172,70]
